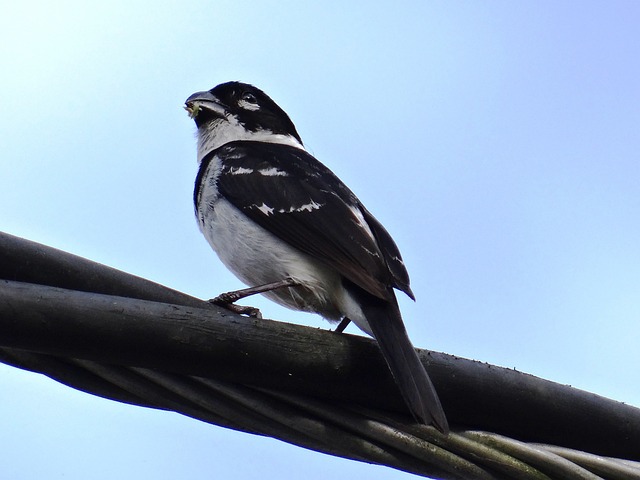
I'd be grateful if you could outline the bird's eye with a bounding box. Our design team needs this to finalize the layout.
[241,92,258,104]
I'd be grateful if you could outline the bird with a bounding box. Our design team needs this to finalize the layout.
[185,81,449,433]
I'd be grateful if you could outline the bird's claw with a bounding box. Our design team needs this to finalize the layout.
[210,297,263,319]
[213,291,243,304]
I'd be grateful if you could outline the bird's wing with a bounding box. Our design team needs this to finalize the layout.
[197,141,412,300]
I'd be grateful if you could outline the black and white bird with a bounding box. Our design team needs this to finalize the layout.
[185,81,448,433]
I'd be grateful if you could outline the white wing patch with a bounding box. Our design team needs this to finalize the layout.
[278,200,324,213]
[228,166,254,175]
[252,200,324,216]
[254,203,275,215]
[225,166,288,176]
[258,167,289,176]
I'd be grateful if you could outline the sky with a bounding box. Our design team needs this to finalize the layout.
[1,1,639,478]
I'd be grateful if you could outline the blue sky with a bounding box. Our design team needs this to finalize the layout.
[1,1,639,478]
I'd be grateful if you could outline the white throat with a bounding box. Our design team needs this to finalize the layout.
[197,118,304,163]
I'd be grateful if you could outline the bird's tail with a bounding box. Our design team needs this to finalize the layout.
[348,286,449,433]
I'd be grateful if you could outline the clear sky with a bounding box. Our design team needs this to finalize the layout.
[1,1,639,478]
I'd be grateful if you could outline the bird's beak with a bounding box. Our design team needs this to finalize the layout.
[184,90,227,120]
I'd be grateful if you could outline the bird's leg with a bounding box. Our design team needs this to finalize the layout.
[210,277,300,318]
[335,317,352,333]
[214,277,300,303]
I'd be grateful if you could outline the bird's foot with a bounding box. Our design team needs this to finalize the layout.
[213,290,249,304]
[210,297,263,319]
[209,277,301,319]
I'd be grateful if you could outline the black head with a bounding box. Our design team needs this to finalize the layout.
[185,81,303,145]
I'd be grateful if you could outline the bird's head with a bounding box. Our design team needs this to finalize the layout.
[185,81,303,160]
